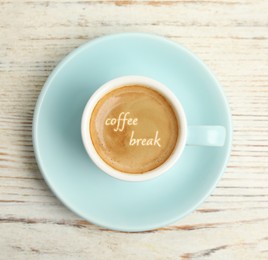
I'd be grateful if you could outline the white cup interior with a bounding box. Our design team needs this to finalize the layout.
[81,76,187,181]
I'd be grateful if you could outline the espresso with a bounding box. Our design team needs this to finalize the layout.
[90,85,179,174]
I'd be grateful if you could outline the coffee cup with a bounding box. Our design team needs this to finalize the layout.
[81,76,226,181]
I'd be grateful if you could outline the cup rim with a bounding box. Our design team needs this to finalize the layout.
[81,75,187,181]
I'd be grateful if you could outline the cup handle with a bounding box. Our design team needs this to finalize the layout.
[187,126,226,147]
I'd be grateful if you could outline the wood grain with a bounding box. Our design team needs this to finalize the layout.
[1,0,268,259]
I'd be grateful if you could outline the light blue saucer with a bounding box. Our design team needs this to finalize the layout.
[33,33,232,232]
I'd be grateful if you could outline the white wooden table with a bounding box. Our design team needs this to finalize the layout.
[1,1,268,259]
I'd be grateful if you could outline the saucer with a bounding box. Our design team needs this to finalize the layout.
[33,33,232,232]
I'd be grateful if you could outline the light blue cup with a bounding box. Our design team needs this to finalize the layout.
[81,75,226,182]
[33,33,232,232]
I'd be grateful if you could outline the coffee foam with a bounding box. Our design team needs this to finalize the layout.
[90,85,179,173]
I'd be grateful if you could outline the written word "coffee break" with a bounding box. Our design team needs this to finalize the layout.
[105,112,161,147]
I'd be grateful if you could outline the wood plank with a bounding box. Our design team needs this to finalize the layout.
[0,0,268,258]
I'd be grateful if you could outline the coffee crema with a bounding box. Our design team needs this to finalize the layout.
[90,85,179,174]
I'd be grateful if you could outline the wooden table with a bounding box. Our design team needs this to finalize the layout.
[1,1,268,259]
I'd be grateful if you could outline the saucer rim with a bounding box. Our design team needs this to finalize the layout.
[32,32,232,232]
